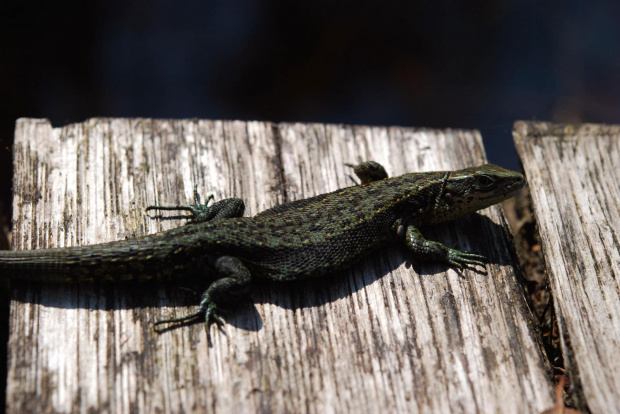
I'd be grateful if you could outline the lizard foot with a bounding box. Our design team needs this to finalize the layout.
[404,226,486,270]
[446,248,486,268]
[146,193,245,223]
[146,188,215,223]
[204,303,226,344]
[153,293,227,345]
[345,161,389,185]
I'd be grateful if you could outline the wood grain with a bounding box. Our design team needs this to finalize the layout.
[7,118,553,413]
[514,121,620,413]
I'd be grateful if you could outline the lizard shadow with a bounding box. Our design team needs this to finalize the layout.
[224,213,518,333]
[11,213,516,336]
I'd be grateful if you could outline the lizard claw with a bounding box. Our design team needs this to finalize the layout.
[192,185,215,206]
[145,189,215,223]
[153,300,227,346]
[446,248,486,268]
[204,303,226,345]
[153,309,203,331]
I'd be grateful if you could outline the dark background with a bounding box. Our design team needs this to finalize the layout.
[2,1,620,219]
[0,1,619,406]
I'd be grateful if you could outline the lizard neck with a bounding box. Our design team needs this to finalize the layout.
[430,172,451,222]
[389,172,447,228]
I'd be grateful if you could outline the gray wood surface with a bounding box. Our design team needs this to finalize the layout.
[514,121,620,413]
[7,118,553,413]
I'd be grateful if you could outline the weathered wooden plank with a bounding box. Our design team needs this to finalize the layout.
[514,121,620,413]
[7,118,553,413]
[8,118,282,413]
[276,124,554,413]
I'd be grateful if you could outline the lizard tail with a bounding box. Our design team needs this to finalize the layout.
[0,247,101,282]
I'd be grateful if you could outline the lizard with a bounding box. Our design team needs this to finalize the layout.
[0,161,525,341]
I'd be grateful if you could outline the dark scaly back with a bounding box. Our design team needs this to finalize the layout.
[0,169,448,283]
[198,170,447,280]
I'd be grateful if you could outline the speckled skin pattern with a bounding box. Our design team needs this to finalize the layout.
[0,162,525,340]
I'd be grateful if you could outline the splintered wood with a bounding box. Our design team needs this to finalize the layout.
[514,121,620,414]
[7,118,553,413]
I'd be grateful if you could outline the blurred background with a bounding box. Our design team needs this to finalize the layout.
[0,1,619,404]
[2,1,620,218]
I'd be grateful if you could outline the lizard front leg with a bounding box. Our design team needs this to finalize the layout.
[404,225,486,268]
[154,255,251,344]
[147,187,245,223]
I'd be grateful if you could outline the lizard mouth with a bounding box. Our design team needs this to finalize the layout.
[503,178,526,195]
[475,175,526,201]
[490,175,526,199]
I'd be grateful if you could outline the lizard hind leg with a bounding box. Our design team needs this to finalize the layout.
[345,161,389,185]
[154,256,252,344]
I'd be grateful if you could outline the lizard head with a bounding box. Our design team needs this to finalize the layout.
[429,164,526,224]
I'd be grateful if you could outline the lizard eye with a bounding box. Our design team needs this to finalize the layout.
[477,175,493,186]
